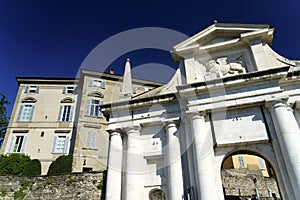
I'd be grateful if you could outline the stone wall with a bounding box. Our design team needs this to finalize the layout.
[0,171,104,200]
[222,169,280,199]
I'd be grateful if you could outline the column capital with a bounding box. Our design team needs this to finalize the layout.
[123,125,141,135]
[162,118,180,129]
[265,97,289,110]
[295,101,300,112]
[107,128,122,135]
[186,111,206,120]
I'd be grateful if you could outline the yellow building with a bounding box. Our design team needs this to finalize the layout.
[223,154,273,177]
[0,65,162,174]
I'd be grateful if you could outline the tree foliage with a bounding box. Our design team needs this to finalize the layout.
[47,155,73,175]
[21,159,41,176]
[0,93,9,138]
[0,154,31,175]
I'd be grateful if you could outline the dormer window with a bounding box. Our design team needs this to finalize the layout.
[24,86,39,94]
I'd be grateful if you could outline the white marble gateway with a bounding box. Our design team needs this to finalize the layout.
[102,22,300,200]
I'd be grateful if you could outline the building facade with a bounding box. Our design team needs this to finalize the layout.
[102,23,300,200]
[0,67,162,175]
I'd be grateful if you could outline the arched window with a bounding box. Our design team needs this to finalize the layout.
[21,97,37,103]
[57,98,75,122]
[88,91,104,98]
[17,97,37,122]
[60,97,75,103]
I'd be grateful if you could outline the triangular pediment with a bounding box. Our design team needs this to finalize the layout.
[172,22,274,59]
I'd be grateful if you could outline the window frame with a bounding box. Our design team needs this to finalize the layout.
[17,104,35,122]
[52,135,70,154]
[25,86,39,93]
[57,105,74,122]
[8,135,27,153]
[85,99,103,117]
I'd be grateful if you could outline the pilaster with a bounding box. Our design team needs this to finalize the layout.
[265,98,300,198]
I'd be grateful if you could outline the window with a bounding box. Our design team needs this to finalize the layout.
[24,86,39,93]
[58,105,73,121]
[62,86,75,94]
[132,86,137,94]
[17,105,35,121]
[87,131,96,149]
[259,158,266,169]
[238,156,245,168]
[85,99,103,117]
[8,135,27,153]
[52,135,69,153]
[89,79,106,89]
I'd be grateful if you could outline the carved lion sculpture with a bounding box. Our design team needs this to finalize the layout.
[206,58,246,78]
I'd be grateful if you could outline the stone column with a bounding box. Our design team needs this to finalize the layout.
[189,112,218,200]
[266,98,300,198]
[165,121,184,200]
[124,126,144,200]
[106,130,123,200]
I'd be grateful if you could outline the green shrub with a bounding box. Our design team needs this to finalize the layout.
[47,155,73,175]
[13,189,26,200]
[0,154,30,175]
[21,159,41,176]
[1,189,7,197]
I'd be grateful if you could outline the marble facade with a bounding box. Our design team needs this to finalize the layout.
[102,23,300,200]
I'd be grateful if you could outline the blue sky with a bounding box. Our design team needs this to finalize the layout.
[0,0,299,115]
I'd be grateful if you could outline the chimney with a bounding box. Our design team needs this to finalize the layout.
[109,68,115,75]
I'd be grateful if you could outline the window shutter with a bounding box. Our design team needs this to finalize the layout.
[8,136,15,153]
[91,132,96,149]
[69,106,74,121]
[62,87,66,94]
[57,106,62,121]
[98,100,103,117]
[36,86,40,93]
[29,105,35,121]
[85,99,91,116]
[87,131,92,149]
[88,79,93,87]
[259,158,266,169]
[20,136,27,153]
[17,105,24,121]
[64,136,70,154]
[24,86,29,93]
[100,81,106,89]
[52,136,57,153]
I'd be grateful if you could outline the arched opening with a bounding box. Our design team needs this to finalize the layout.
[221,150,281,200]
[149,188,165,200]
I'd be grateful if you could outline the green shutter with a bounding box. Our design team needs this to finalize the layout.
[29,105,35,121]
[64,136,70,154]
[17,105,24,121]
[85,99,91,116]
[52,136,57,153]
[62,87,66,94]
[57,106,62,121]
[20,136,27,153]
[8,136,15,153]
[69,106,74,121]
